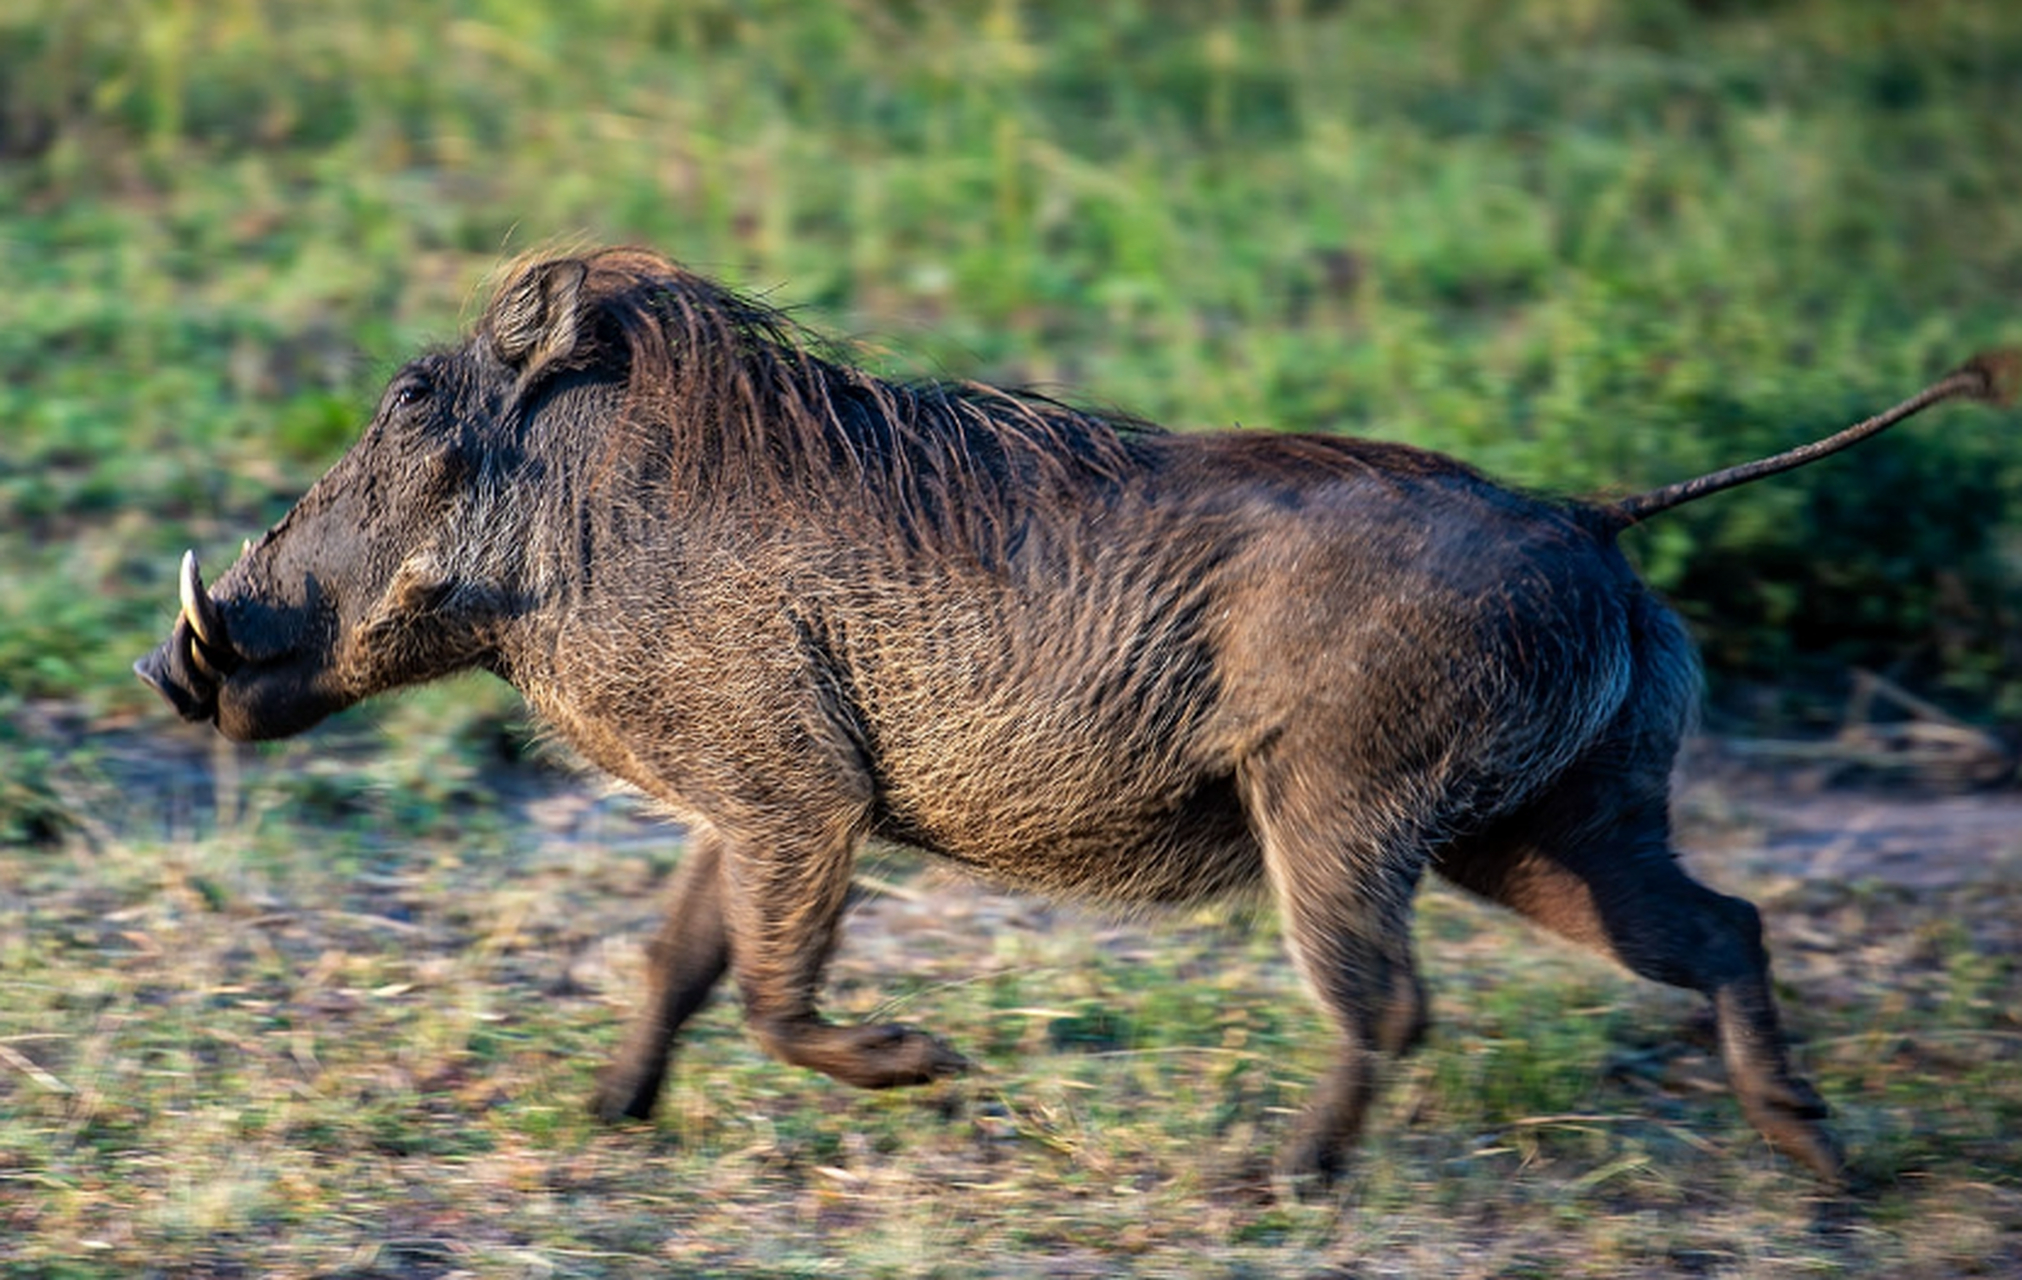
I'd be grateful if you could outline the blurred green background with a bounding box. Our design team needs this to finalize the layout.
[5,7,2022,1273]
[3,0,2020,813]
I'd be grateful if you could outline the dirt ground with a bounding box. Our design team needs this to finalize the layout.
[1672,740,2022,890]
[13,711,2021,1277]
[65,705,2022,909]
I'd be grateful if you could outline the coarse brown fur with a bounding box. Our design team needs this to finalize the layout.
[138,248,1999,1193]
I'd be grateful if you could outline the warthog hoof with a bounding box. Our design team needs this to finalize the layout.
[587,1061,668,1123]
[756,1016,971,1089]
[1272,1133,1351,1203]
[1740,1085,1847,1186]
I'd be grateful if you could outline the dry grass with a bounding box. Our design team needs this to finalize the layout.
[4,699,2019,1277]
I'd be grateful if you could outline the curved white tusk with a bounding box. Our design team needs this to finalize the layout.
[179,550,221,649]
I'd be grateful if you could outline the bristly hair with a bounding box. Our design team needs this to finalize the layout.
[484,249,1160,539]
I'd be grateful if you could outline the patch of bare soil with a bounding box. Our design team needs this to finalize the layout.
[52,704,2022,895]
[1676,740,2022,890]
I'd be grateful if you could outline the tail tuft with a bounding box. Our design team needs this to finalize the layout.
[1958,349,2021,407]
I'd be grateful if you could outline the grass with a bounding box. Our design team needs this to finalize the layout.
[4,0,2021,722]
[5,734,2019,1276]
[4,0,2022,1273]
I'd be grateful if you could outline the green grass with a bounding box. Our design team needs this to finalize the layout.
[4,0,2022,1273]
[3,0,2021,721]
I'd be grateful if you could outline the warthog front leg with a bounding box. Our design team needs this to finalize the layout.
[723,816,969,1089]
[589,831,731,1121]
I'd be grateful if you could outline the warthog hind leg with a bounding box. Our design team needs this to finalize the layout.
[1241,754,1432,1196]
[1435,767,1845,1184]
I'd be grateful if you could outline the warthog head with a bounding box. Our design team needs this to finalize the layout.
[133,255,636,741]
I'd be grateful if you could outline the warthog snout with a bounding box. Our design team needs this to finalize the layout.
[135,552,234,721]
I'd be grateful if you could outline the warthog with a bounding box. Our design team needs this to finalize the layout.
[136,248,2013,1190]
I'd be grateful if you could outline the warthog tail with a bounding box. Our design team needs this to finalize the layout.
[1603,350,2017,529]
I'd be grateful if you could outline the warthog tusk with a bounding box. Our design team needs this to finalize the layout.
[179,550,226,651]
[187,634,226,682]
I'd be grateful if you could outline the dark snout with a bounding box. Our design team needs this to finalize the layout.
[135,549,247,731]
[134,617,223,724]
[135,549,347,742]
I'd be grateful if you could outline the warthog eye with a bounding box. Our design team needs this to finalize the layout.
[393,377,432,410]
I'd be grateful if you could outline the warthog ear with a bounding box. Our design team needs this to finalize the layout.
[488,258,590,376]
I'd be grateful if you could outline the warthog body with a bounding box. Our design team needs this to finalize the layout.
[137,248,2011,1189]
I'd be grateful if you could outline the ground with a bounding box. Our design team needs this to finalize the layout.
[3,698,2018,1278]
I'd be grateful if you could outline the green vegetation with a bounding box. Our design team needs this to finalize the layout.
[5,0,2022,727]
[3,0,2020,1274]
